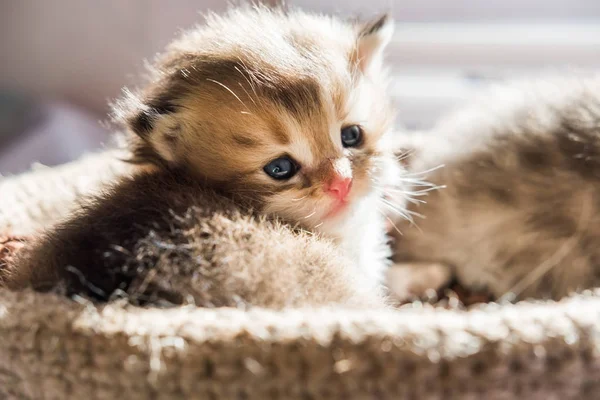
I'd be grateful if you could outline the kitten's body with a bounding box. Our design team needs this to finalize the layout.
[4,169,384,308]
[392,76,600,301]
[2,7,402,305]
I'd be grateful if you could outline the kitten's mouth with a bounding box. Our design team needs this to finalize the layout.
[324,200,350,219]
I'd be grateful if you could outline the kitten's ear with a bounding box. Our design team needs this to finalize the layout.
[356,14,394,74]
[115,88,181,165]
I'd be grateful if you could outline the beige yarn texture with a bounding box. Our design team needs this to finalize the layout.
[1,152,599,399]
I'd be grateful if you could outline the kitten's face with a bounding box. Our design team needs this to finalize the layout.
[117,8,399,234]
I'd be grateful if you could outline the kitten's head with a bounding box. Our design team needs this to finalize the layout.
[114,6,401,234]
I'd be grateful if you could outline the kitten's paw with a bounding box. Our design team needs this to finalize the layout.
[0,235,29,287]
[386,262,452,303]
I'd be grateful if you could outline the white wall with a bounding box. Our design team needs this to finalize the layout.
[0,1,231,114]
[1,0,600,171]
[294,0,600,21]
[1,0,599,117]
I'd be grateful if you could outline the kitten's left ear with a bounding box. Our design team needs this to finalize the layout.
[356,14,394,74]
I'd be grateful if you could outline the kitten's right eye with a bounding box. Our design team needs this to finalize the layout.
[263,156,298,180]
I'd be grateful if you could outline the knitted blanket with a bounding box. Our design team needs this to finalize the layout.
[1,152,599,399]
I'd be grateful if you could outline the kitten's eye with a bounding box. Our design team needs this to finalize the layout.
[263,156,298,180]
[341,125,363,147]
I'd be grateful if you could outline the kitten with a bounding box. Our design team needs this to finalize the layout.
[2,6,404,305]
[114,6,402,287]
[390,75,600,301]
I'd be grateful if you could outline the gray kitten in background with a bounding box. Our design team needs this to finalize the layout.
[389,75,600,302]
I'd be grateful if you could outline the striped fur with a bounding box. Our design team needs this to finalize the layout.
[110,6,403,285]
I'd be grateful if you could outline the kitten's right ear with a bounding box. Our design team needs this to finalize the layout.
[129,102,175,139]
[113,88,181,165]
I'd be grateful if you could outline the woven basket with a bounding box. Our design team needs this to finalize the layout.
[1,151,599,399]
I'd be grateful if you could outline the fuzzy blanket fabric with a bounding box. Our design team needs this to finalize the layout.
[1,151,600,399]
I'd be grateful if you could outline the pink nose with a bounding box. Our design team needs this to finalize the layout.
[326,177,353,201]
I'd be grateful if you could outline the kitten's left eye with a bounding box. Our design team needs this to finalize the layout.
[341,125,363,147]
[263,156,298,180]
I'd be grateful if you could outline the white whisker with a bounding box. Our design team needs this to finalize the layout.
[382,198,423,217]
[399,178,442,187]
[206,78,251,113]
[405,196,427,206]
[379,209,404,236]
[385,186,446,196]
[234,68,258,106]
[236,57,262,104]
[381,201,424,233]
[303,210,317,219]
[395,150,414,163]
[402,164,446,177]
[379,199,413,223]
[380,197,426,224]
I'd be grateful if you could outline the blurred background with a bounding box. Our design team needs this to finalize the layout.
[1,0,599,175]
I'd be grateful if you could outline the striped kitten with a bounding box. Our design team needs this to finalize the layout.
[113,6,403,287]
[390,76,600,301]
